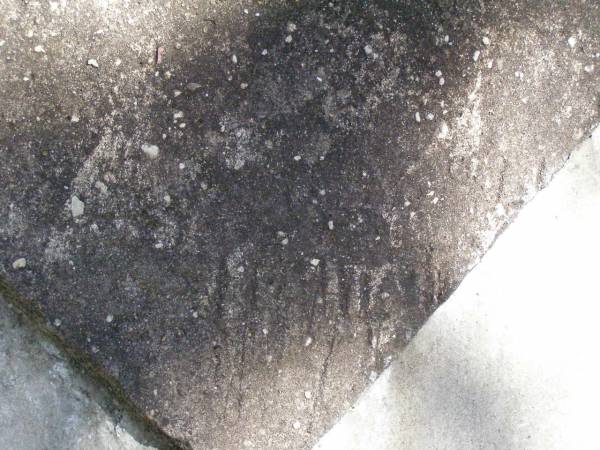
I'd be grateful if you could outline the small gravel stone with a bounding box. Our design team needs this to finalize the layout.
[310,258,320,267]
[12,258,26,269]
[285,35,293,44]
[33,45,45,53]
[141,143,160,159]
[71,195,85,218]
[304,391,312,399]
[87,58,99,68]
[95,180,108,194]
[186,82,201,92]
[568,36,577,48]
[364,44,373,55]
[105,314,114,323]
[328,220,334,230]
[482,36,491,46]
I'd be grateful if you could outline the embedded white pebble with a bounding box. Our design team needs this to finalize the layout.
[12,258,27,269]
[141,143,160,159]
[293,155,302,161]
[310,258,320,267]
[54,318,62,327]
[304,391,312,399]
[328,220,334,230]
[364,44,373,55]
[473,50,480,62]
[240,82,248,89]
[319,189,326,196]
[439,77,445,86]
[482,36,491,46]
[262,328,268,335]
[105,314,114,323]
[426,112,434,121]
[584,64,594,73]
[95,180,108,194]
[438,121,449,139]
[568,36,577,48]
[174,89,182,97]
[163,194,171,205]
[287,22,297,33]
[173,110,184,120]
[186,82,201,92]
[432,197,439,204]
[87,58,99,68]
[281,238,289,246]
[261,49,268,56]
[33,45,45,53]
[192,311,199,319]
[285,35,293,43]
[435,70,442,77]
[231,54,238,64]
[487,60,494,69]
[71,195,85,218]
[304,336,313,346]
[293,421,301,430]
[179,162,186,169]
[415,112,421,122]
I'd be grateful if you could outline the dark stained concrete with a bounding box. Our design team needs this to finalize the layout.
[1,0,599,448]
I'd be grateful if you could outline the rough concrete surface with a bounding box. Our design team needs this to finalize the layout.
[315,125,600,450]
[1,1,600,449]
[0,290,174,450]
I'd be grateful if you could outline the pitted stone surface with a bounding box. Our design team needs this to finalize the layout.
[1,1,599,449]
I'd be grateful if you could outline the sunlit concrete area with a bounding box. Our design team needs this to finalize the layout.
[315,126,600,450]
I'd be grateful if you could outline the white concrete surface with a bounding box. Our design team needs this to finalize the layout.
[0,298,158,450]
[315,125,600,450]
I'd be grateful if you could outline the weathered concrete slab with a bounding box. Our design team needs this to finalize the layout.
[315,125,600,450]
[1,1,599,449]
